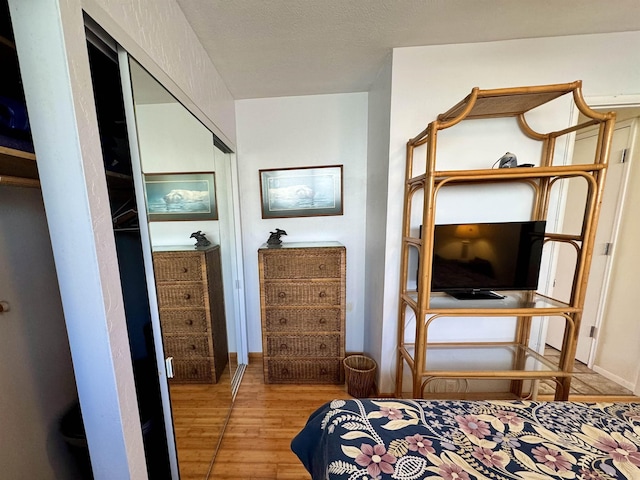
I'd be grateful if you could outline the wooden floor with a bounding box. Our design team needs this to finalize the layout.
[170,381,232,479]
[209,360,351,480]
[191,355,639,479]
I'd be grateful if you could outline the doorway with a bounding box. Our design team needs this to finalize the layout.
[546,105,640,392]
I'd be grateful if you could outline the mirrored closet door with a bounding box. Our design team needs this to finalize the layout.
[121,57,246,479]
[86,26,247,478]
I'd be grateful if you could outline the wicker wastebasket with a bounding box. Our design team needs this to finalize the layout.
[343,355,377,397]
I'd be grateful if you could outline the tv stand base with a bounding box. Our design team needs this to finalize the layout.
[446,290,505,300]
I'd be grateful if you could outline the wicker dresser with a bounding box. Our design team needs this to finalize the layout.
[152,245,228,384]
[258,242,346,384]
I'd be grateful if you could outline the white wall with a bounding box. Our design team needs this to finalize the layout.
[236,93,368,353]
[364,55,392,377]
[375,31,640,393]
[0,188,78,478]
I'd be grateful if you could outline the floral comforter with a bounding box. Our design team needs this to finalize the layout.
[291,399,640,480]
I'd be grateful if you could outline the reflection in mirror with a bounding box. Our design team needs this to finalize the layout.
[127,58,239,479]
[86,37,172,479]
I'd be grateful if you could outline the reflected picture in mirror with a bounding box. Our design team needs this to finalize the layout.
[144,172,219,221]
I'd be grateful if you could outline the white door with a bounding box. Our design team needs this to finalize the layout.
[546,120,632,363]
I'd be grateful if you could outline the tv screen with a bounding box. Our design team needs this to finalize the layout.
[430,220,546,299]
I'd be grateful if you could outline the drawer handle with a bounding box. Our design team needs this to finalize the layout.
[190,367,198,375]
[319,343,327,350]
[190,344,197,350]
[280,344,288,350]
[319,368,328,375]
[319,291,326,298]
[279,317,287,325]
[318,264,326,270]
[185,319,193,325]
[318,317,326,324]
[182,267,188,273]
[278,292,286,298]
[184,293,191,300]
[281,368,289,375]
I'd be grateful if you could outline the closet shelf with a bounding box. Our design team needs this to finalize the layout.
[0,34,16,51]
[0,144,133,190]
[0,174,39,188]
[0,145,38,180]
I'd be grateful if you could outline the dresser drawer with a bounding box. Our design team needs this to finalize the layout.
[265,359,342,384]
[263,282,341,306]
[266,334,340,357]
[262,250,342,279]
[157,284,206,308]
[163,335,211,358]
[264,308,341,333]
[159,309,208,334]
[171,359,213,383]
[153,254,204,282]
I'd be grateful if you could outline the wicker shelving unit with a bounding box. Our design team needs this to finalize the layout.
[396,81,616,401]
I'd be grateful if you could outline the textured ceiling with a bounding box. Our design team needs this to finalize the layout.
[175,0,640,99]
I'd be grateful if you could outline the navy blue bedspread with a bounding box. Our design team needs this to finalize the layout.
[291,398,640,480]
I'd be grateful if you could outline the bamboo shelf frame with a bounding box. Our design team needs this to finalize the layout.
[396,81,616,401]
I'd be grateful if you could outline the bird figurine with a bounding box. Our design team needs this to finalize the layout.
[190,230,211,248]
[267,228,287,246]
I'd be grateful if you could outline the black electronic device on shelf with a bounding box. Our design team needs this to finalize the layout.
[427,220,546,300]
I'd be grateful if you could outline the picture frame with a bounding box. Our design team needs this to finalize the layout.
[144,172,218,221]
[259,165,343,219]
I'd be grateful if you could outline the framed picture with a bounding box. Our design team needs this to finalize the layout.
[259,165,343,219]
[144,172,218,221]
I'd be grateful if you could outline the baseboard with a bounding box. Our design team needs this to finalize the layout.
[592,365,635,391]
[247,351,383,396]
[248,352,262,363]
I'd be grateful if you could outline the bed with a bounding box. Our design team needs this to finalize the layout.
[292,398,640,480]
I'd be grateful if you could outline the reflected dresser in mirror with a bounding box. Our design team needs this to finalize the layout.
[152,245,228,383]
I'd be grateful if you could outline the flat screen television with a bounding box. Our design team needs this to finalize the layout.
[429,220,546,300]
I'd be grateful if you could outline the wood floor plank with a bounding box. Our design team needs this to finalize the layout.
[209,360,350,479]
